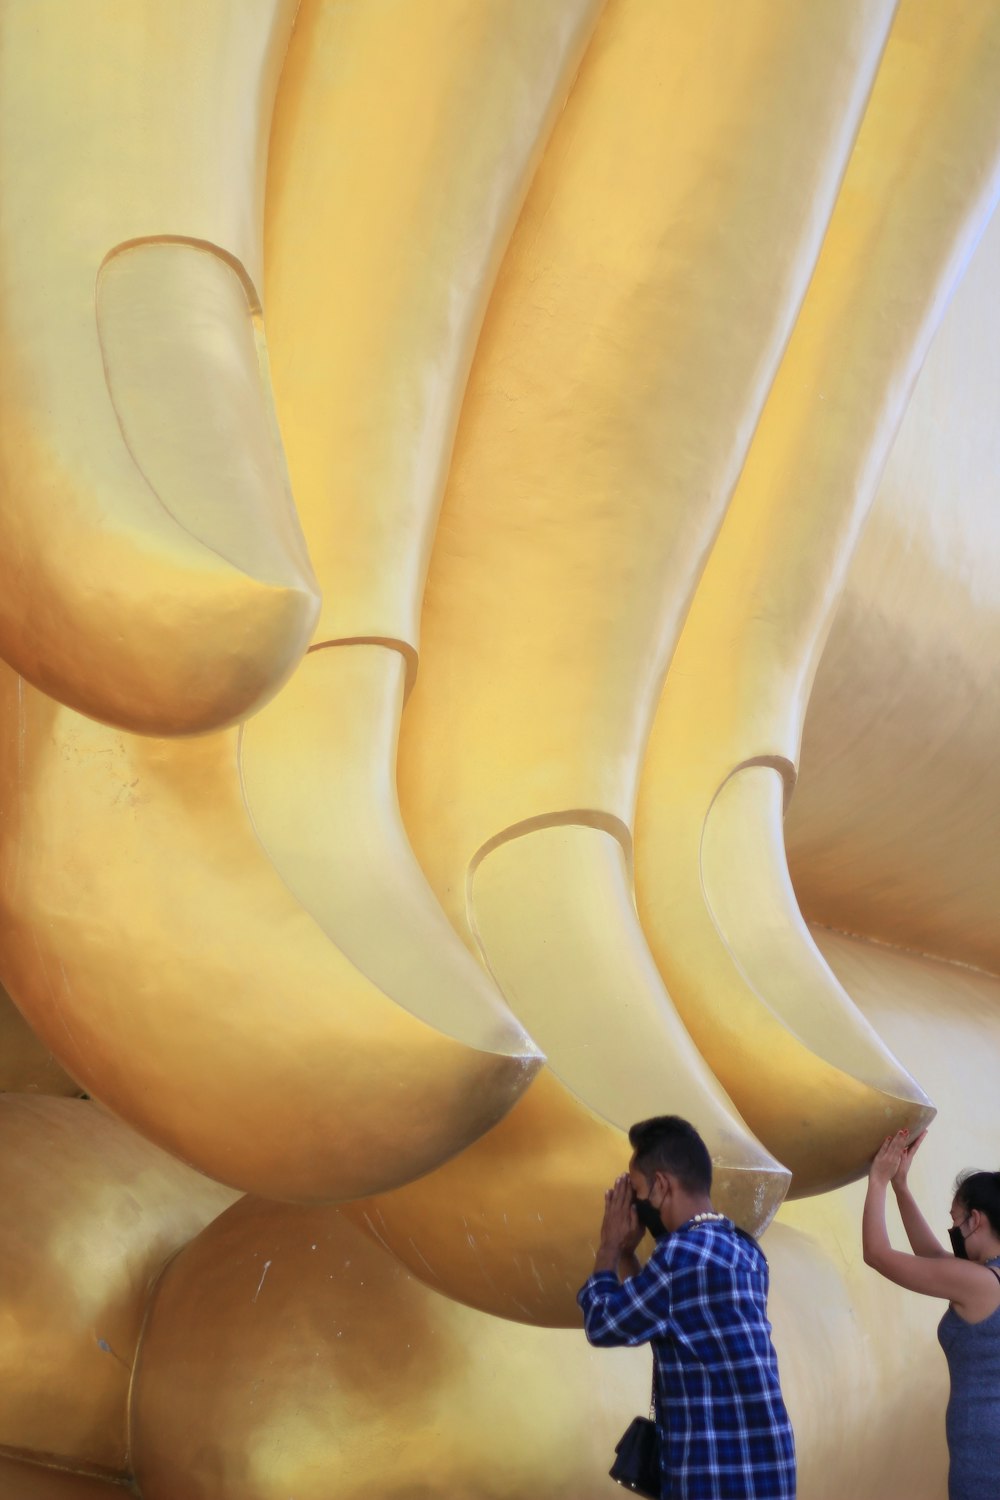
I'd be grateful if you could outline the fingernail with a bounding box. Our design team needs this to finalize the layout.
[99,242,314,587]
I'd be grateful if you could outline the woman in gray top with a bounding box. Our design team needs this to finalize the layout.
[863,1128,1000,1500]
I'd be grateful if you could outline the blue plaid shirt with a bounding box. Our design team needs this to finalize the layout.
[578,1219,795,1499]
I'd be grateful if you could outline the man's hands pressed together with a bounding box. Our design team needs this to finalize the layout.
[595,1174,646,1278]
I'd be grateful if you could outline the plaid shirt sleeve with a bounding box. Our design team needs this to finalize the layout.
[579,1227,797,1500]
[576,1250,674,1346]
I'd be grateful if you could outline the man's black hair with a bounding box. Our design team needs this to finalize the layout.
[628,1115,713,1195]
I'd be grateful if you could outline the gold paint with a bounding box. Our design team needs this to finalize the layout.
[134,933,1000,1500]
[399,0,898,889]
[0,657,539,1201]
[770,927,1000,1500]
[1,1,1000,1496]
[0,0,318,734]
[634,0,1000,1187]
[788,202,1000,976]
[0,986,80,1097]
[130,1194,651,1500]
[264,0,604,652]
[0,1458,124,1500]
[234,1,603,1157]
[470,825,787,1227]
[0,1097,235,1476]
[239,646,529,1059]
[359,0,907,1311]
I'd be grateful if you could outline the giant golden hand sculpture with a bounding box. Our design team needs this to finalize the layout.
[1,1,999,1496]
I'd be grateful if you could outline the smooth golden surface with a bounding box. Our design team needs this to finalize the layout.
[473,828,788,1227]
[0,653,539,1201]
[788,200,1000,976]
[265,0,603,654]
[399,0,897,877]
[243,0,602,1136]
[0,0,318,733]
[2,1,1000,1496]
[240,645,532,1059]
[0,1096,235,1476]
[0,0,560,1194]
[696,768,930,1188]
[345,823,784,1326]
[361,0,916,1299]
[129,931,1000,1500]
[0,1459,123,1500]
[770,926,1000,1500]
[131,1193,652,1500]
[634,0,1000,1188]
[0,986,79,1096]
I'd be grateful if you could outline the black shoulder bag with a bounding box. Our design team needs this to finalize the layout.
[609,1370,659,1498]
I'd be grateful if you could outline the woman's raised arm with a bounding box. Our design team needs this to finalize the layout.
[891,1131,949,1258]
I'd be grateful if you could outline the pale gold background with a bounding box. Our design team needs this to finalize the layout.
[0,1,998,1496]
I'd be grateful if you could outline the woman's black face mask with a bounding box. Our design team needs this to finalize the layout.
[635,1194,666,1240]
[949,1217,970,1259]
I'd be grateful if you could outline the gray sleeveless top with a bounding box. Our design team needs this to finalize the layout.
[936,1258,1000,1500]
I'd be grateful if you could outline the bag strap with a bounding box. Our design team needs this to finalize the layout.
[648,1367,656,1423]
[989,1266,1000,1287]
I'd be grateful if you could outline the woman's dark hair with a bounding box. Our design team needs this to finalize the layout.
[628,1115,713,1195]
[954,1170,1000,1236]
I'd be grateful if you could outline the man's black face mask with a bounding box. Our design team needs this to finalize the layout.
[949,1219,970,1259]
[634,1194,667,1240]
